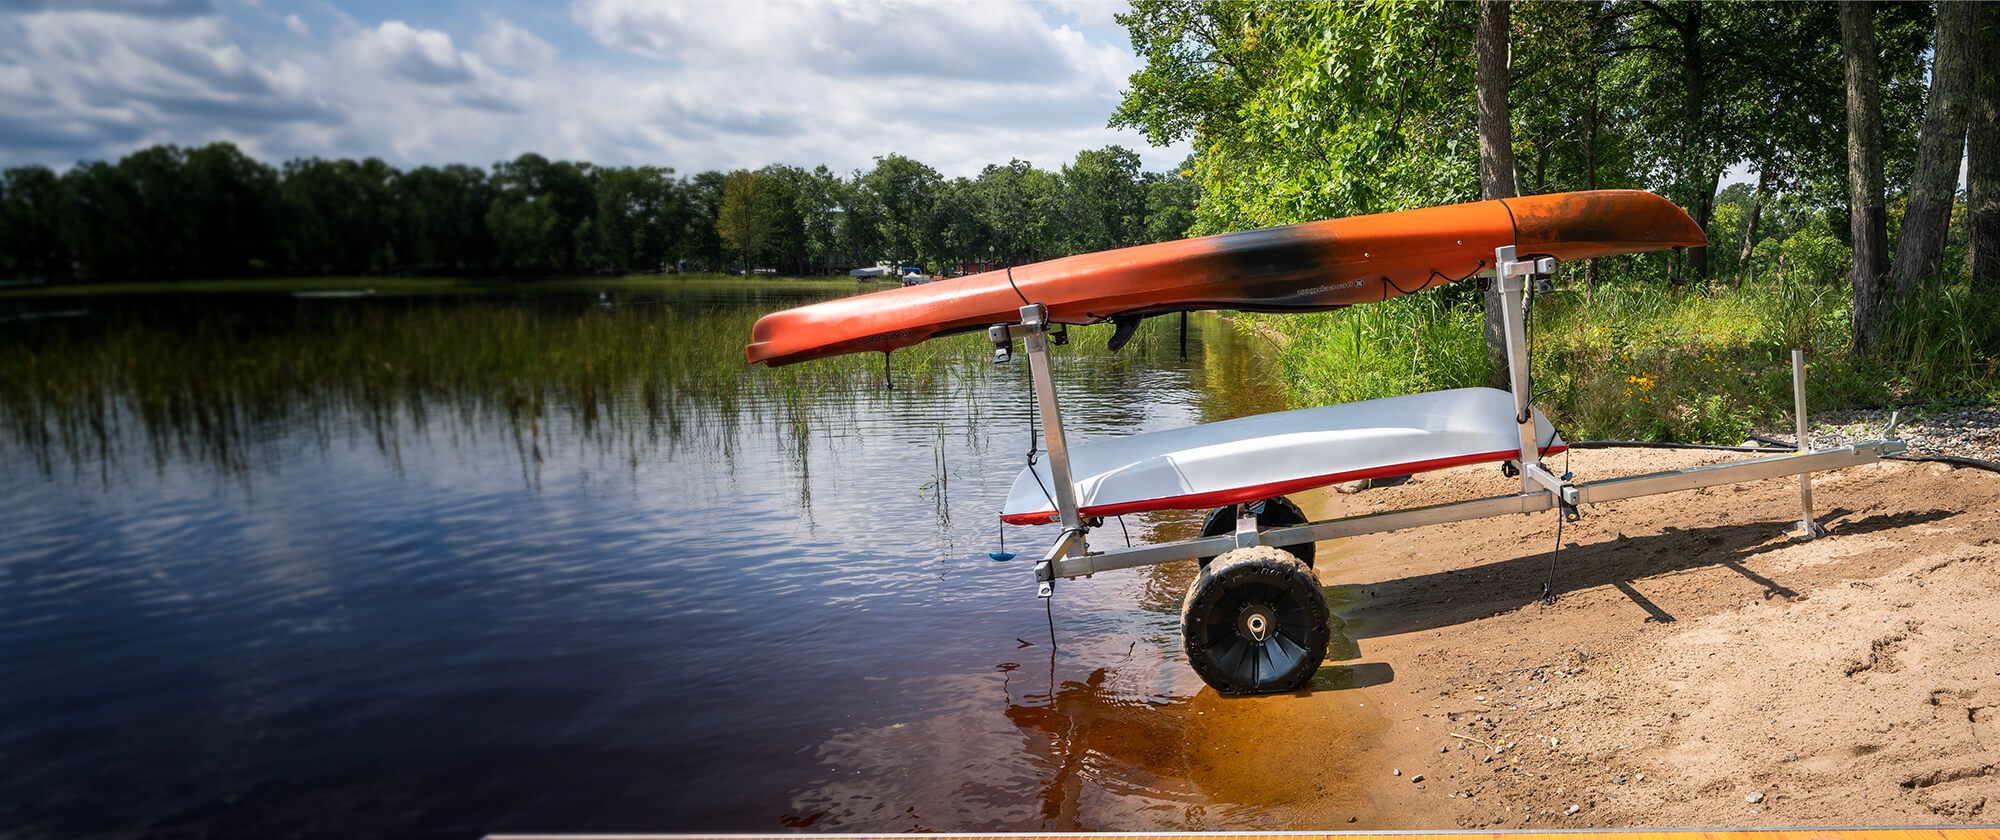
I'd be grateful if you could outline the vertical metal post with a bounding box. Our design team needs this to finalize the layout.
[1495,246,1540,494]
[1021,304,1082,535]
[1791,348,1824,539]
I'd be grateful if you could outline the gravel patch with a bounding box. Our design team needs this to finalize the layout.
[1754,405,2000,463]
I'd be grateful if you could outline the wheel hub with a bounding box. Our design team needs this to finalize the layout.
[1237,603,1276,642]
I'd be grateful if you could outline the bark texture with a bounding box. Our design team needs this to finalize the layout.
[1737,162,1768,283]
[1969,1,2000,292]
[1666,4,1709,285]
[1476,0,1516,389]
[1889,0,1976,297]
[1842,0,1890,352]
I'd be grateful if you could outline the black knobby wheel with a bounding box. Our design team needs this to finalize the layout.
[1180,545,1330,695]
[1197,496,1315,566]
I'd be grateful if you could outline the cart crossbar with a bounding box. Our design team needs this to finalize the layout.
[1049,439,1905,581]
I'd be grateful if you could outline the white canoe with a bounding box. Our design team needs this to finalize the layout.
[999,387,1564,525]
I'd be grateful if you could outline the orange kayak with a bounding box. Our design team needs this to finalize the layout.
[745,190,1704,366]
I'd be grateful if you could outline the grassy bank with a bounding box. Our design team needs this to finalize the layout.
[1248,277,2000,443]
[0,282,994,479]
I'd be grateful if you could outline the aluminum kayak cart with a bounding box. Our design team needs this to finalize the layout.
[745,191,1907,695]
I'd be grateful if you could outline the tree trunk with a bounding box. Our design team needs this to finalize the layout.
[1737,161,1769,283]
[1675,4,1708,285]
[1476,0,1517,389]
[1889,0,1976,297]
[1534,134,1549,194]
[1969,0,2000,292]
[1692,166,1720,288]
[1842,0,1891,353]
[1585,5,1602,293]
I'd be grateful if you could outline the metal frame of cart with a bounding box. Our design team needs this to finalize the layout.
[987,245,1907,694]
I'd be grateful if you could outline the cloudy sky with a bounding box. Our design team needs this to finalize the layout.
[0,0,1191,177]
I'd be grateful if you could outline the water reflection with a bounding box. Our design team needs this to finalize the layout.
[0,285,1363,837]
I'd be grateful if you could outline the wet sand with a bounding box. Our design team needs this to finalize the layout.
[1227,448,2000,828]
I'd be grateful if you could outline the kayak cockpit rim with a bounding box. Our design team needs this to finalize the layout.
[988,245,1906,597]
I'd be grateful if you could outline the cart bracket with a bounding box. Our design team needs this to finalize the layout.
[1496,246,1557,281]
[1234,500,1265,549]
[1036,527,1087,597]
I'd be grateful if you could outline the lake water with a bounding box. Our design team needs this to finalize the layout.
[0,281,1369,837]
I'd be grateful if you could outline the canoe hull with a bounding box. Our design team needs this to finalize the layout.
[746,190,1704,366]
[999,388,1564,525]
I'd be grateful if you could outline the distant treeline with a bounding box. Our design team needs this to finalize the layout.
[0,143,1200,282]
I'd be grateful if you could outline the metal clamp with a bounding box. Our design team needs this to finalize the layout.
[1234,503,1263,549]
[988,324,1014,363]
[1495,245,1556,280]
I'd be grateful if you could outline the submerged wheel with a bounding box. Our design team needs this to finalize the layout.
[1180,545,1331,695]
[1198,496,1315,566]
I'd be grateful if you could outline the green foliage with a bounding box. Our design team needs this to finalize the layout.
[1254,288,1488,407]
[1059,146,1147,251]
[715,169,769,271]
[1252,262,2000,444]
[860,153,942,267]
[1117,0,1480,229]
[588,165,678,272]
[2,142,1200,284]
[1873,277,2000,398]
[972,158,1064,263]
[0,166,68,279]
[1141,161,1200,242]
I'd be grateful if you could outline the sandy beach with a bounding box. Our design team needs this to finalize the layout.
[1230,446,2000,828]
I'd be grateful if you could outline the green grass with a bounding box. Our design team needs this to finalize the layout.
[1249,275,2000,443]
[0,291,995,478]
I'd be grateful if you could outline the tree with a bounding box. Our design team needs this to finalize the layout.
[1476,0,1516,387]
[590,166,676,272]
[715,169,767,273]
[860,154,940,268]
[1968,0,2000,292]
[973,159,1059,263]
[679,171,727,272]
[922,176,989,271]
[486,153,595,273]
[753,165,810,273]
[1059,145,1146,253]
[1842,0,1892,352]
[829,171,881,270]
[183,142,280,277]
[1888,0,1975,297]
[1,166,69,279]
[793,165,846,273]
[1141,161,1200,243]
[1115,0,1480,232]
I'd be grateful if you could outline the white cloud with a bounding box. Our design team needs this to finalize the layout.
[337,20,530,115]
[1037,0,1126,31]
[559,0,1159,175]
[0,0,1188,177]
[477,18,556,70]
[345,20,473,85]
[0,9,333,159]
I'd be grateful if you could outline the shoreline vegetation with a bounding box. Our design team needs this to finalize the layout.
[7,262,1998,449]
